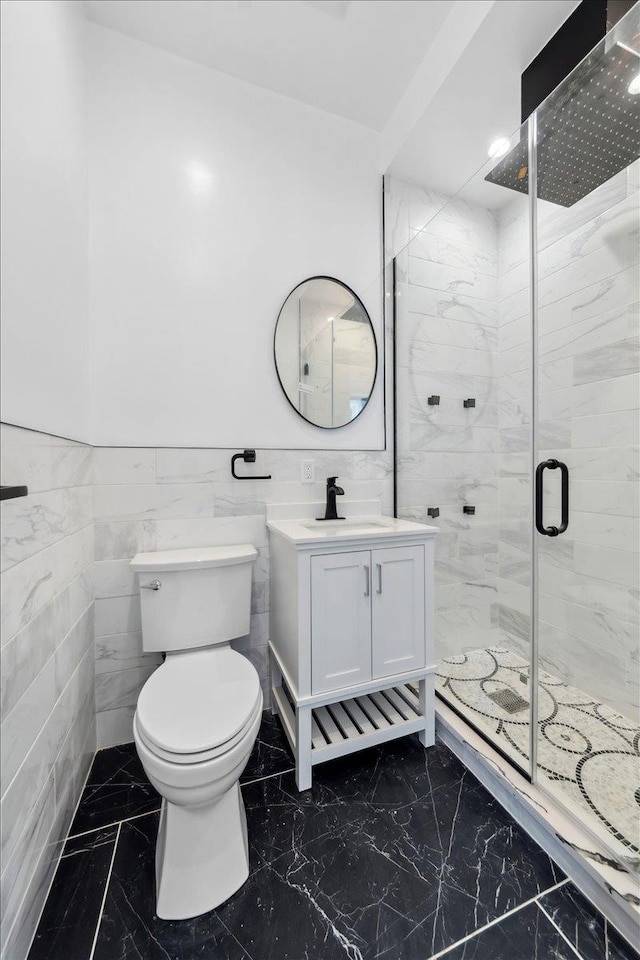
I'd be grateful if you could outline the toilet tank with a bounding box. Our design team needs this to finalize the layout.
[130,545,257,653]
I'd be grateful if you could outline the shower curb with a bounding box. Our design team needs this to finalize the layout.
[436,700,640,951]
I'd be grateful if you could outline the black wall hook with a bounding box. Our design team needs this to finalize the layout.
[230,450,272,480]
[463,398,476,408]
[428,395,440,406]
[427,507,440,518]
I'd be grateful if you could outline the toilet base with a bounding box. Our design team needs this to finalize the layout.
[155,782,250,920]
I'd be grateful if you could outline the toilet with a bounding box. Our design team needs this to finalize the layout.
[130,544,262,921]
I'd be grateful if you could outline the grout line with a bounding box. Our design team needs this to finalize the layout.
[426,878,570,960]
[89,822,121,960]
[62,763,293,844]
[20,725,98,960]
[64,806,163,843]
[537,901,585,960]
[241,766,295,787]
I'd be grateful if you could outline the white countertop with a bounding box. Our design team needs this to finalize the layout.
[267,513,438,546]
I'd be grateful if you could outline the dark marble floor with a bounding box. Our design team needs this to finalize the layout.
[28,712,639,960]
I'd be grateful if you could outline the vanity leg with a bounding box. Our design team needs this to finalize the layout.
[295,705,313,791]
[418,677,435,748]
[270,656,282,716]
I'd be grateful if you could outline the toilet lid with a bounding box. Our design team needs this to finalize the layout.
[136,647,261,757]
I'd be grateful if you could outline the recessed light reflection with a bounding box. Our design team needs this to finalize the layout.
[488,137,510,159]
[186,161,213,195]
[628,72,640,96]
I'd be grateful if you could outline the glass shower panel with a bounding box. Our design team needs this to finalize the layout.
[532,7,640,870]
[392,131,534,774]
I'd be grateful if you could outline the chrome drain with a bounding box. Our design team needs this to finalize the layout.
[486,688,529,714]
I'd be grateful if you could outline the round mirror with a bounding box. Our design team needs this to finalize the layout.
[274,277,377,429]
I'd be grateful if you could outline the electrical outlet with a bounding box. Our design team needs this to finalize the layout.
[302,460,315,483]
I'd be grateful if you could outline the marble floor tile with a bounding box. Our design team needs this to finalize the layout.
[70,712,294,837]
[539,883,640,960]
[248,753,564,958]
[92,813,252,960]
[436,902,578,960]
[240,710,294,784]
[27,826,118,960]
[89,738,565,960]
[34,713,629,960]
[69,742,160,835]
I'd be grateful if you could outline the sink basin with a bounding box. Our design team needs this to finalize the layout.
[301,519,388,531]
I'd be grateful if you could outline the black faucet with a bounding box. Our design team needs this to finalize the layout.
[320,476,345,521]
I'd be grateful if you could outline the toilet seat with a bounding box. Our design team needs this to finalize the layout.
[135,646,261,764]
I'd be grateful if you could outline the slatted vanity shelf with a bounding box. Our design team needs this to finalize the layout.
[271,667,427,767]
[267,502,438,790]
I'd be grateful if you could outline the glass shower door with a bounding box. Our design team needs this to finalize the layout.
[390,124,536,777]
[532,7,640,871]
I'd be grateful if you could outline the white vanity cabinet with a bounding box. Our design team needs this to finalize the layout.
[267,508,438,790]
[311,545,425,694]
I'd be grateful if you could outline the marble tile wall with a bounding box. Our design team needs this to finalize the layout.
[388,165,639,722]
[0,424,95,960]
[387,176,503,659]
[93,447,393,747]
[496,163,640,719]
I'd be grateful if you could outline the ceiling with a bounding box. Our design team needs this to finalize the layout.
[83,0,454,131]
[388,0,581,203]
[83,0,582,203]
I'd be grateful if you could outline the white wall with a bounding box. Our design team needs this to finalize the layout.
[0,0,89,444]
[88,25,384,449]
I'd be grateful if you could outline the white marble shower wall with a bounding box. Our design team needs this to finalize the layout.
[93,447,393,747]
[496,163,640,720]
[388,176,502,658]
[0,424,95,960]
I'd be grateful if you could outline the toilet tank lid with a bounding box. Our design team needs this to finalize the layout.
[130,544,257,572]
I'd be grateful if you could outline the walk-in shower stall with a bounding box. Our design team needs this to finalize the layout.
[388,5,639,882]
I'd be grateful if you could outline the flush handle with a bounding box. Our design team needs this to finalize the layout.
[141,579,162,591]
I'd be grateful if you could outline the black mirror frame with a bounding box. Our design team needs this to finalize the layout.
[273,275,378,430]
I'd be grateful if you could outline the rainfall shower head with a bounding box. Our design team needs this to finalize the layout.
[486,36,640,207]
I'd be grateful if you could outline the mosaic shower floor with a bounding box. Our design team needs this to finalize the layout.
[435,646,640,873]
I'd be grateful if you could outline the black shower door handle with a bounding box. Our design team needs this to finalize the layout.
[535,459,569,537]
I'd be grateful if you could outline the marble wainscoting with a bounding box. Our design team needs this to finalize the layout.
[0,423,95,960]
[387,175,504,661]
[496,163,640,721]
[93,446,393,747]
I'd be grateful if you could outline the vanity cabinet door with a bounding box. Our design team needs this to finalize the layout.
[371,545,425,679]
[311,551,372,694]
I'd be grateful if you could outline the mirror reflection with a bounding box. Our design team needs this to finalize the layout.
[274,277,377,429]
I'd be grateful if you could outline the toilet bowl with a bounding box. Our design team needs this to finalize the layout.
[130,544,261,920]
